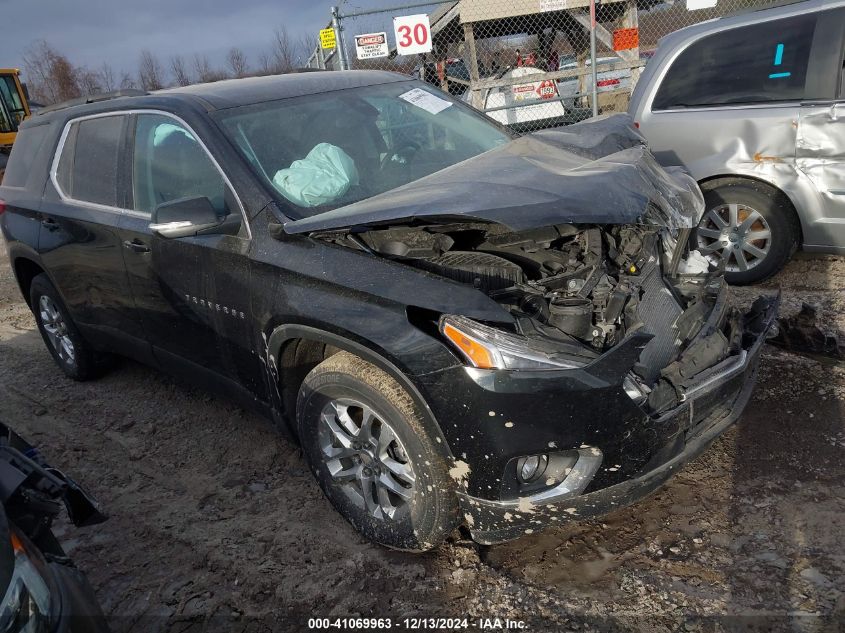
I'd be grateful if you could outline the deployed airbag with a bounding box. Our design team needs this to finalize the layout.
[273,143,359,208]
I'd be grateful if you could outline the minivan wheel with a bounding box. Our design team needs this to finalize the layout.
[697,179,799,284]
[297,351,459,551]
[30,274,107,381]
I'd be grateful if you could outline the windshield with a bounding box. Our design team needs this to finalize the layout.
[216,81,511,217]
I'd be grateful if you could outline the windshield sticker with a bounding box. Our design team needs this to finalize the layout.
[398,88,452,115]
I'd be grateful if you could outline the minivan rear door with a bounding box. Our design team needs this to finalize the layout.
[638,11,824,183]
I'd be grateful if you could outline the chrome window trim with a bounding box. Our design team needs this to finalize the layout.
[651,101,804,114]
[49,109,252,239]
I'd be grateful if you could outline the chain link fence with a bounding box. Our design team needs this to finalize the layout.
[306,0,781,133]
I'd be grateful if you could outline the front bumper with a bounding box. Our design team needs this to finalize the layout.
[417,293,778,545]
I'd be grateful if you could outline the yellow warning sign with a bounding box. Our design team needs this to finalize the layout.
[320,28,336,49]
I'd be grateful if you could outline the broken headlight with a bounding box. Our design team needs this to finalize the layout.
[0,530,56,633]
[439,315,587,370]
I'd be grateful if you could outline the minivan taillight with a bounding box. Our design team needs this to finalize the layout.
[0,199,6,215]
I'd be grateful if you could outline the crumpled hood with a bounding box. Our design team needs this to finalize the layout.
[283,114,704,235]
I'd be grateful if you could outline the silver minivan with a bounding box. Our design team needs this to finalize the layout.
[629,0,845,283]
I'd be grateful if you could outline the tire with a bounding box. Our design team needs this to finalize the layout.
[29,274,107,381]
[697,179,800,285]
[297,351,459,551]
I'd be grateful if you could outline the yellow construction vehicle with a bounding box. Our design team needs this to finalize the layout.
[0,69,32,182]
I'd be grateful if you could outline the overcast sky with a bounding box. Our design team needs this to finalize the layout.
[3,0,333,82]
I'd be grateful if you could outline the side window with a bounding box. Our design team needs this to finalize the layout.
[132,114,227,216]
[2,124,49,188]
[653,14,817,110]
[55,115,125,207]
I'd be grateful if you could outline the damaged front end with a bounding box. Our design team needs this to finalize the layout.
[315,217,777,543]
[328,218,772,418]
[286,114,778,543]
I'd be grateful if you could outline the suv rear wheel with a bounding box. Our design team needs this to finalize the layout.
[297,351,458,551]
[30,274,109,381]
[696,179,799,284]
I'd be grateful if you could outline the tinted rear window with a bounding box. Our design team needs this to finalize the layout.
[55,115,125,207]
[653,14,817,109]
[2,124,49,188]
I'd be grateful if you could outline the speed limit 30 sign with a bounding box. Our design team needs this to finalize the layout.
[393,14,432,55]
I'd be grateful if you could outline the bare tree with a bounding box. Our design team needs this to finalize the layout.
[256,51,275,76]
[271,26,296,72]
[97,63,116,92]
[193,53,229,83]
[226,48,249,78]
[297,33,319,68]
[77,68,103,96]
[170,55,192,86]
[22,41,82,104]
[138,50,165,90]
[119,72,137,90]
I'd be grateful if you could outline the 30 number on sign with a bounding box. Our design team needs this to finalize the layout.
[393,14,432,55]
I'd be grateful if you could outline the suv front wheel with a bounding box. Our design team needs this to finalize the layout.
[297,351,459,551]
[696,178,799,284]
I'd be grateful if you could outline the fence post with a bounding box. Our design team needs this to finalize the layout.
[463,22,484,110]
[590,0,598,118]
[331,6,350,71]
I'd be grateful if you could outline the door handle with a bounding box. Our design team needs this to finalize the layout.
[40,217,59,231]
[123,239,150,253]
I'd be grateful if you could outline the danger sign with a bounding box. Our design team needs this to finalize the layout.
[393,14,432,56]
[355,32,389,59]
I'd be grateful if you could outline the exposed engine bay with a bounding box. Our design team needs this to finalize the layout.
[325,221,749,414]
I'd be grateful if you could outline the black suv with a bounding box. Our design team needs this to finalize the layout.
[0,71,777,549]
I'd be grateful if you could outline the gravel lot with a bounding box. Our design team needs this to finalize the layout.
[0,236,842,633]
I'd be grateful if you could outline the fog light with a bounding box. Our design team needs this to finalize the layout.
[516,454,548,483]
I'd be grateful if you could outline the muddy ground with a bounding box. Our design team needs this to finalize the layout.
[0,236,842,633]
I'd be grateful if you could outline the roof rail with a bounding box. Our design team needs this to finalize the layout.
[35,89,149,116]
[722,0,813,19]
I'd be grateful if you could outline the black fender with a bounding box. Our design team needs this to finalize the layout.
[265,323,454,460]
[5,242,50,306]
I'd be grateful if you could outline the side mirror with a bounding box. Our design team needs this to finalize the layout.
[149,196,239,239]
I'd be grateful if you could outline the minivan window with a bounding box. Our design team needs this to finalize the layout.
[55,115,125,207]
[131,114,227,216]
[2,124,49,188]
[653,14,817,110]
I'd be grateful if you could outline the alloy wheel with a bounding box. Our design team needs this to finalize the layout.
[696,203,772,273]
[38,295,76,364]
[318,398,416,521]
